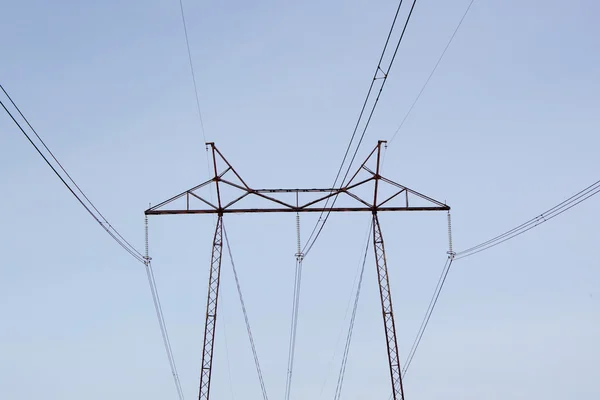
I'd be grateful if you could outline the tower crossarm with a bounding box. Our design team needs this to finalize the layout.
[145,142,449,216]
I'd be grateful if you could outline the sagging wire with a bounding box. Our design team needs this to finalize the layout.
[387,181,600,392]
[455,179,600,260]
[144,215,185,400]
[285,212,305,400]
[175,0,216,210]
[386,212,455,400]
[318,220,373,398]
[2,84,185,399]
[0,84,146,265]
[301,0,420,259]
[333,219,372,400]
[177,0,206,140]
[388,0,476,145]
[222,223,269,400]
[402,255,453,377]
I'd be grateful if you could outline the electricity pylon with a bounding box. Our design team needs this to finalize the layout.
[145,141,450,400]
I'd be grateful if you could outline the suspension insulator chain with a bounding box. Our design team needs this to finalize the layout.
[447,211,455,259]
[295,212,304,261]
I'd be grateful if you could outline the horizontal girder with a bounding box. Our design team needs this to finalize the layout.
[146,206,449,215]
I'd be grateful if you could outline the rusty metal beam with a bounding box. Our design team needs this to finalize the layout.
[146,206,449,215]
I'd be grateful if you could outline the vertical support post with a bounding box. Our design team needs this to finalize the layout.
[372,212,405,400]
[198,215,224,400]
[208,142,223,210]
[373,140,386,208]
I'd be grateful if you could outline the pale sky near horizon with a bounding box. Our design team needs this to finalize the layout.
[1,0,599,399]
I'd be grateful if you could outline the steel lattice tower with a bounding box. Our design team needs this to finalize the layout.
[145,141,450,400]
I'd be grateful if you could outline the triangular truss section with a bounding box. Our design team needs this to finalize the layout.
[145,141,449,215]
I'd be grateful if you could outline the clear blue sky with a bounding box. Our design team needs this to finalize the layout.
[1,0,598,399]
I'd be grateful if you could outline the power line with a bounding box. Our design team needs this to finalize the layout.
[2,85,186,399]
[383,256,453,400]
[318,220,373,398]
[389,0,476,145]
[284,259,303,400]
[303,0,420,258]
[0,85,146,264]
[220,308,236,400]
[177,0,206,141]
[333,221,372,400]
[144,260,186,400]
[144,216,185,400]
[222,224,269,400]
[387,179,599,394]
[455,179,600,260]
[339,0,418,186]
[175,0,216,208]
[399,179,600,382]
[390,179,600,397]
[403,256,453,376]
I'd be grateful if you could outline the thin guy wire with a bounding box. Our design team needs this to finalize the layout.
[455,180,600,260]
[221,311,236,400]
[0,90,145,264]
[222,225,269,400]
[177,0,206,140]
[302,0,419,258]
[403,257,453,376]
[285,258,304,400]
[286,212,305,400]
[389,0,476,145]
[333,224,372,400]
[177,0,215,208]
[145,217,186,400]
[385,256,454,400]
[147,261,186,400]
[318,220,373,398]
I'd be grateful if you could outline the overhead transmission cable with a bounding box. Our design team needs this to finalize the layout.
[145,217,186,400]
[382,184,600,400]
[285,213,305,400]
[402,256,453,376]
[0,84,146,264]
[383,255,453,400]
[390,179,600,395]
[176,0,216,208]
[318,220,373,398]
[221,310,236,400]
[222,225,269,400]
[386,212,455,400]
[455,179,600,260]
[333,221,372,400]
[177,0,206,140]
[302,0,419,258]
[1,85,185,399]
[389,0,476,145]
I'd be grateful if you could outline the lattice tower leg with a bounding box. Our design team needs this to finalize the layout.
[198,215,224,400]
[372,212,406,400]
